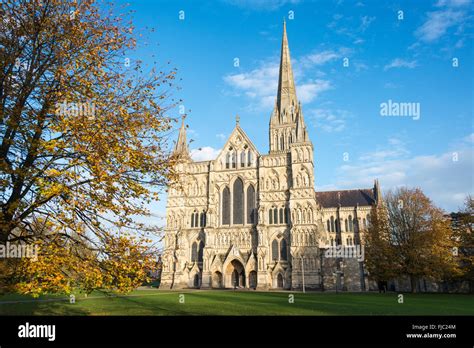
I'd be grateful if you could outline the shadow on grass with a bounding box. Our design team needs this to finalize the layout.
[0,298,90,316]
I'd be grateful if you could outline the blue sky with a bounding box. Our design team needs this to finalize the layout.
[114,0,473,224]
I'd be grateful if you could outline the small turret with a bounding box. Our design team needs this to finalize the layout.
[173,116,191,161]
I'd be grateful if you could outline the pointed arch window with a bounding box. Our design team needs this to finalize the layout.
[330,216,335,232]
[191,210,199,228]
[240,152,245,168]
[246,185,256,225]
[269,209,273,224]
[200,211,206,227]
[247,151,252,167]
[222,187,230,225]
[280,239,287,261]
[349,215,354,232]
[231,152,236,168]
[279,208,284,224]
[284,207,289,224]
[327,219,330,232]
[233,178,244,224]
[225,153,230,169]
[197,241,204,262]
[273,208,278,225]
[191,242,198,262]
[272,239,279,261]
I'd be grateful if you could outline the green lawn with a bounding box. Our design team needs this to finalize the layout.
[0,290,472,316]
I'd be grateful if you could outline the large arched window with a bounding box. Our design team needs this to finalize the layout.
[191,242,198,262]
[231,152,236,168]
[240,152,245,168]
[271,239,279,261]
[280,239,287,261]
[225,153,230,169]
[246,185,256,224]
[233,178,244,224]
[197,241,204,262]
[222,187,230,225]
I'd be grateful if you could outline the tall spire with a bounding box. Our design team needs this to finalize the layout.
[269,21,308,153]
[173,116,191,160]
[277,19,297,113]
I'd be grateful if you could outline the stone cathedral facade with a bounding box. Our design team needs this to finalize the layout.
[160,22,381,291]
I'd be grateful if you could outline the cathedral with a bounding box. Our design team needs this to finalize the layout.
[160,22,382,291]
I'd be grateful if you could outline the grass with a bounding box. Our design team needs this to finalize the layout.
[0,289,472,316]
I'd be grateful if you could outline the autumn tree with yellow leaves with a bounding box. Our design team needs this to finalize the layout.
[0,0,178,295]
[365,187,463,293]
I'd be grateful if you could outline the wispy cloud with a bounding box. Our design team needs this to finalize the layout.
[415,0,471,43]
[300,50,340,66]
[223,0,301,11]
[384,58,418,71]
[223,61,279,109]
[326,134,474,211]
[223,59,332,109]
[360,15,376,32]
[307,108,350,133]
[216,133,227,141]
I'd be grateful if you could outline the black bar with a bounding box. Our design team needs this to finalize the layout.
[0,316,472,346]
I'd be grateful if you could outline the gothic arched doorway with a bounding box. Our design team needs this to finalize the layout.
[249,271,257,289]
[212,271,223,288]
[193,273,200,288]
[277,273,284,288]
[225,259,245,288]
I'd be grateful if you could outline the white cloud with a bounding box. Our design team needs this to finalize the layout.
[297,80,333,103]
[223,61,279,109]
[301,50,340,66]
[384,58,418,71]
[224,61,331,109]
[307,108,350,133]
[416,9,466,42]
[190,147,221,161]
[415,0,471,44]
[328,135,474,212]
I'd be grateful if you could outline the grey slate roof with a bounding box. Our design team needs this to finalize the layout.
[316,189,376,208]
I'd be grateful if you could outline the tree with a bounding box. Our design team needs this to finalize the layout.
[0,0,179,294]
[365,187,462,293]
[364,201,399,287]
[450,195,474,292]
